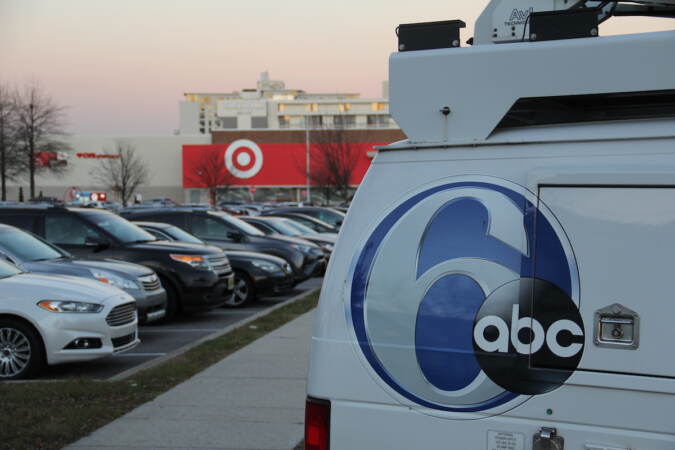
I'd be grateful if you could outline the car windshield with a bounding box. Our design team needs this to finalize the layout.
[266,220,303,237]
[210,212,264,236]
[165,226,204,244]
[0,228,66,262]
[83,211,157,244]
[312,208,345,227]
[279,218,317,235]
[0,259,21,278]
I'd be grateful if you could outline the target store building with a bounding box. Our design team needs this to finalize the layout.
[8,128,404,204]
[182,128,405,203]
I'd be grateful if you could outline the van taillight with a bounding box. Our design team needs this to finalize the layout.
[305,397,330,450]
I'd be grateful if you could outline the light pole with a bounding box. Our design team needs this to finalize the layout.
[305,115,311,204]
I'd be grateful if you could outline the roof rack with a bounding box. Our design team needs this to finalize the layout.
[474,0,675,45]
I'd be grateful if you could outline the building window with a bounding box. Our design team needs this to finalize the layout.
[334,115,355,128]
[367,115,389,127]
[306,116,322,128]
[251,117,268,129]
[279,115,291,128]
[219,117,238,129]
[338,103,351,112]
[278,104,286,113]
[305,103,319,112]
[371,102,386,111]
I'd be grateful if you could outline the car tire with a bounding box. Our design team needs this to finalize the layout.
[225,271,256,308]
[0,318,45,380]
[158,276,180,321]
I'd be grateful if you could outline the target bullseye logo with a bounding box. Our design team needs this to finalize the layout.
[225,139,263,179]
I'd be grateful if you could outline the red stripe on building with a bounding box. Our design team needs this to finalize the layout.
[182,142,386,188]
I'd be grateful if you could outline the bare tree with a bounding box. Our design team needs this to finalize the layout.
[14,82,71,199]
[308,127,361,204]
[0,84,23,201]
[93,140,150,205]
[186,149,237,205]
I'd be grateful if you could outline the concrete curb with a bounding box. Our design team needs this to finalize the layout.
[109,286,320,382]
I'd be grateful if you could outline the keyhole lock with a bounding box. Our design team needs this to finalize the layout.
[611,325,623,339]
[594,303,639,350]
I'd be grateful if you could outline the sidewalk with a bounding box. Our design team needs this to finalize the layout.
[67,310,314,450]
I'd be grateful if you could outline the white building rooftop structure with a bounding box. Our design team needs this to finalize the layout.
[179,72,395,134]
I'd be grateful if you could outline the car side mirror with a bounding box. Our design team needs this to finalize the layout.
[85,235,111,252]
[227,231,244,242]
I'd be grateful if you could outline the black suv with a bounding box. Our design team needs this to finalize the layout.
[0,206,234,320]
[134,221,295,307]
[120,208,325,283]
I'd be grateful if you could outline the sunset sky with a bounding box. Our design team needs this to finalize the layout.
[2,1,672,135]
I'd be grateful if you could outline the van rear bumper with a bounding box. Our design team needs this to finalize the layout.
[325,398,675,450]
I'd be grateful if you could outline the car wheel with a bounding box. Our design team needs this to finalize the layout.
[0,318,44,380]
[225,271,256,308]
[158,276,180,321]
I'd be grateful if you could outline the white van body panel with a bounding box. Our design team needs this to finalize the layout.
[390,30,675,144]
[309,130,675,448]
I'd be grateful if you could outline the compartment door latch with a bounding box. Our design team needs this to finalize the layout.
[533,427,564,450]
[594,303,640,349]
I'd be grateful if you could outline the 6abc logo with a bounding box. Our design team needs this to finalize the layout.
[350,180,584,413]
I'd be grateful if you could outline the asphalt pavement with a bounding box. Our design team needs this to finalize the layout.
[41,277,322,380]
[66,297,315,450]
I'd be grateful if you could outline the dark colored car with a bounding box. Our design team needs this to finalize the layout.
[0,206,234,320]
[134,221,294,307]
[0,224,167,323]
[261,207,345,229]
[263,212,338,234]
[121,208,325,284]
[241,216,336,257]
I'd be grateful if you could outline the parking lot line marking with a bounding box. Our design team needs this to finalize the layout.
[140,328,224,333]
[115,352,167,357]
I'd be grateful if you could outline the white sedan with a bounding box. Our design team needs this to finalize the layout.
[0,260,139,379]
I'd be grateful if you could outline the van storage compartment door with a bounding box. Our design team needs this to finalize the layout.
[537,186,675,378]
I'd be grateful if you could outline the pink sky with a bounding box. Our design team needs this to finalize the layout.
[2,1,672,135]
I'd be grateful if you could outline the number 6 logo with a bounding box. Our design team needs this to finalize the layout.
[350,179,581,413]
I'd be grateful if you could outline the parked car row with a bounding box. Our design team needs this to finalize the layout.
[0,203,342,379]
[119,208,328,283]
[135,221,294,307]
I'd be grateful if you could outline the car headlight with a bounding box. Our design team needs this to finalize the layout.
[170,254,211,270]
[90,270,140,290]
[251,260,282,273]
[37,300,104,313]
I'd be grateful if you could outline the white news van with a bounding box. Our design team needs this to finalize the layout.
[306,1,675,449]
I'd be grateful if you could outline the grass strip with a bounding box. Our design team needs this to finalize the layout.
[0,290,319,450]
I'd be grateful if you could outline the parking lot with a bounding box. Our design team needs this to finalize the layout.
[39,278,322,381]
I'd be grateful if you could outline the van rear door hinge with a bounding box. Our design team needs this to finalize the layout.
[533,427,565,450]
